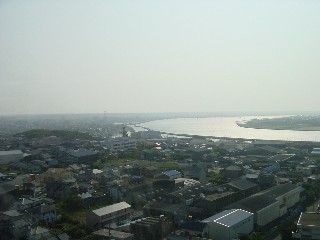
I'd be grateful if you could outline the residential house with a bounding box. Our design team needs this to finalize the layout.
[156,170,182,180]
[68,148,98,163]
[225,165,243,179]
[32,204,56,224]
[130,216,173,240]
[28,226,51,240]
[180,221,207,238]
[0,209,30,240]
[93,229,134,240]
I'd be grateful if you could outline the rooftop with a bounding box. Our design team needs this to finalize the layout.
[227,179,257,191]
[92,202,131,217]
[268,154,295,162]
[298,212,320,227]
[261,183,299,198]
[93,229,134,239]
[69,149,97,158]
[2,209,21,217]
[227,194,277,212]
[0,150,23,156]
[163,170,181,177]
[202,209,253,227]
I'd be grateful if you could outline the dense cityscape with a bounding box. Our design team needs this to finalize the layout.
[1,114,320,240]
[2,1,320,239]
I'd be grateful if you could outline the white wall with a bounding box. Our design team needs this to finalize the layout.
[206,214,254,240]
[257,201,280,227]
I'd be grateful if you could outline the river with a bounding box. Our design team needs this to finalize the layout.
[139,116,320,142]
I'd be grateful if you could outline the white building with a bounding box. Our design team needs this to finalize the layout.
[108,138,137,152]
[86,202,133,228]
[0,150,23,164]
[311,148,320,156]
[202,209,254,240]
[293,212,320,239]
[227,183,301,229]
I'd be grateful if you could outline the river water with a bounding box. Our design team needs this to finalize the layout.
[140,116,320,142]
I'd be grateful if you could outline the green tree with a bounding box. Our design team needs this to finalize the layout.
[63,195,83,212]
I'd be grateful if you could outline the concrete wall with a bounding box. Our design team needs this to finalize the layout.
[206,215,254,240]
[257,201,280,227]
[276,187,300,209]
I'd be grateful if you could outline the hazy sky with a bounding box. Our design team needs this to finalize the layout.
[1,0,320,115]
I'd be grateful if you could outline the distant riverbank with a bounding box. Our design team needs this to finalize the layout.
[140,116,320,142]
[238,116,320,131]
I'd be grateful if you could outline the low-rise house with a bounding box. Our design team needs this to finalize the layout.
[93,229,134,240]
[79,183,95,194]
[10,161,42,173]
[86,202,133,229]
[130,216,173,240]
[143,202,189,224]
[15,197,43,211]
[78,192,93,204]
[296,165,313,176]
[92,169,104,181]
[180,221,207,238]
[32,204,56,224]
[0,209,30,240]
[225,165,243,179]
[28,226,51,240]
[140,166,161,178]
[156,170,182,180]
[45,159,58,167]
[43,168,74,182]
[202,209,254,240]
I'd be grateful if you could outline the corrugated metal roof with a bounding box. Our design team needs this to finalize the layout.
[92,202,131,216]
[202,209,253,227]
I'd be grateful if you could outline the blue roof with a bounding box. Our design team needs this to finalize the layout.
[163,170,181,177]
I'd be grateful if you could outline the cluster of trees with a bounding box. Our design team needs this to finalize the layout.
[17,129,93,140]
